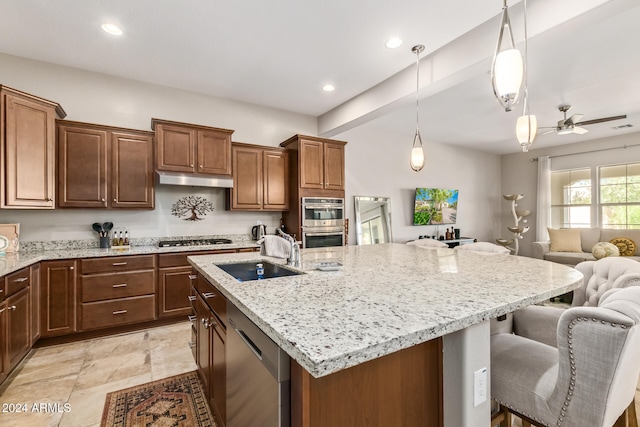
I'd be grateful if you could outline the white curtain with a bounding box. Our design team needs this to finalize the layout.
[536,156,551,241]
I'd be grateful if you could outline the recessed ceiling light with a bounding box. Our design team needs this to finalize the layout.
[101,23,123,36]
[385,38,403,49]
[323,84,335,92]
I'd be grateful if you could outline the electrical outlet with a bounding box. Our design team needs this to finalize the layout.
[474,367,487,407]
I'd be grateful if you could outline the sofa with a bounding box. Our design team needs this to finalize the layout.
[532,228,640,266]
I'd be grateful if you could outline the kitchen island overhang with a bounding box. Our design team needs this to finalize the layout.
[188,243,582,378]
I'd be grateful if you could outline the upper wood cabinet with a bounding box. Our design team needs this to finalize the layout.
[280,135,346,192]
[228,143,289,211]
[152,118,233,176]
[1,85,66,209]
[57,120,155,209]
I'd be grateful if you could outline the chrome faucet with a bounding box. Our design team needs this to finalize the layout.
[277,229,300,267]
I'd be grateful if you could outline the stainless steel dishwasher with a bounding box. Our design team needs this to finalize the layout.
[227,303,290,427]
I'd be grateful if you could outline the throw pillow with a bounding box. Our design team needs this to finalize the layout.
[591,241,620,260]
[609,237,637,256]
[547,228,582,252]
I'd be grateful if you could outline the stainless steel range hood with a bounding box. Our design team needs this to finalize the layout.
[156,171,234,188]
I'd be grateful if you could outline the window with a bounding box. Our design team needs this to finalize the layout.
[599,163,640,229]
[550,162,640,229]
[550,168,591,228]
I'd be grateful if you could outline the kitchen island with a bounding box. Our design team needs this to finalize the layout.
[189,243,583,427]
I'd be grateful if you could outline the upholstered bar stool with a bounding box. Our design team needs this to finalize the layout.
[490,286,640,427]
[405,238,448,248]
[454,241,511,254]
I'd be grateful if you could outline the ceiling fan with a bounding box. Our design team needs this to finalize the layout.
[538,104,627,136]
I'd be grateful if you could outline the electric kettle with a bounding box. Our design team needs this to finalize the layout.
[251,224,267,240]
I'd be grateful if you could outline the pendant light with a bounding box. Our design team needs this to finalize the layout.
[491,0,523,112]
[515,0,536,152]
[410,44,425,172]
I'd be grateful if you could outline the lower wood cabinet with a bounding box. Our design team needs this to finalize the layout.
[6,287,30,369]
[40,260,77,337]
[79,255,156,331]
[30,264,41,345]
[0,301,8,384]
[193,272,227,426]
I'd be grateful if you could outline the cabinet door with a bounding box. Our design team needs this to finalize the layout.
[156,123,196,172]
[197,129,231,175]
[324,142,345,190]
[30,264,41,345]
[195,294,211,395]
[0,302,7,384]
[111,131,155,208]
[2,92,56,208]
[40,260,77,337]
[6,287,30,370]
[263,149,289,210]
[231,145,262,210]
[299,139,324,189]
[211,323,226,424]
[158,266,194,318]
[57,124,108,208]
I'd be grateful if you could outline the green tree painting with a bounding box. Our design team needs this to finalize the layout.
[414,188,458,225]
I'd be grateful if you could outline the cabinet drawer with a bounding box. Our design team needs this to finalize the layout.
[6,267,30,296]
[158,250,235,268]
[81,270,155,302]
[81,255,156,274]
[196,274,227,329]
[81,295,156,330]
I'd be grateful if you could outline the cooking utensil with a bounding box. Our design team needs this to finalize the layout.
[92,223,104,236]
[103,222,113,234]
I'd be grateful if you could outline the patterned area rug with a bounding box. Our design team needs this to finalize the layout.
[101,371,216,427]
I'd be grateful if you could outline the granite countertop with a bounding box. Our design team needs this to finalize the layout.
[188,243,583,378]
[0,241,260,277]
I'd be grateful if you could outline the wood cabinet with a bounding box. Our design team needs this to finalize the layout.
[228,143,289,211]
[40,260,77,337]
[57,120,155,209]
[0,300,6,384]
[280,134,347,238]
[4,267,31,373]
[1,85,66,209]
[157,250,235,318]
[192,272,227,426]
[153,118,233,176]
[30,264,41,345]
[79,255,156,331]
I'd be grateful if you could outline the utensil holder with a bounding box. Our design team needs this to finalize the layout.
[99,236,110,248]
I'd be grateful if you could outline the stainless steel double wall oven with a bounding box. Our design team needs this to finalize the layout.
[301,197,344,248]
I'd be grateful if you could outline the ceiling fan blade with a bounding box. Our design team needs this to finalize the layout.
[537,129,556,136]
[575,114,627,126]
[565,114,584,126]
[573,126,589,135]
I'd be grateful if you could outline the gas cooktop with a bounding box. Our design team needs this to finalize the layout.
[158,238,233,247]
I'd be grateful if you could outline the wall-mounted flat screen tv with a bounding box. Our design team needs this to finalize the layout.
[413,188,458,225]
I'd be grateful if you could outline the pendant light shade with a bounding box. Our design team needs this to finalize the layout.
[516,114,537,152]
[491,0,523,112]
[410,44,425,172]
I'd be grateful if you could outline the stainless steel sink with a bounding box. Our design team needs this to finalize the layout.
[217,260,303,281]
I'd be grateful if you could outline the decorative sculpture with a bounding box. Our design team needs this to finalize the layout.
[496,194,530,255]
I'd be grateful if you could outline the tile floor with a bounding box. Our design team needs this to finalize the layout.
[0,321,196,427]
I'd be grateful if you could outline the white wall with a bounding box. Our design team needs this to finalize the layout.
[501,131,640,257]
[0,53,316,241]
[334,126,503,244]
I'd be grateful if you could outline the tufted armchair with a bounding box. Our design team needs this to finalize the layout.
[491,257,640,426]
[491,286,640,427]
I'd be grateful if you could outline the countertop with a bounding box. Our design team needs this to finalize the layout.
[0,242,259,277]
[188,243,583,378]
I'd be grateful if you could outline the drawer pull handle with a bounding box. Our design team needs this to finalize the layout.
[9,305,17,311]
[188,295,196,301]
[188,315,196,322]
[189,342,196,349]
[112,262,128,266]
[0,307,5,313]
[203,292,216,299]
[113,310,128,315]
[112,283,128,288]
[12,277,28,282]
[201,318,209,328]
[188,275,197,280]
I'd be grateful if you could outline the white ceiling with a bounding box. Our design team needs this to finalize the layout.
[1,0,638,155]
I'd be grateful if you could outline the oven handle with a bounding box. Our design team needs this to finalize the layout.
[302,204,344,209]
[304,231,344,237]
